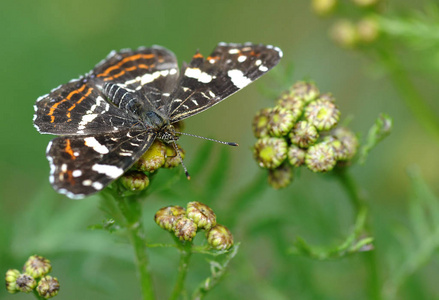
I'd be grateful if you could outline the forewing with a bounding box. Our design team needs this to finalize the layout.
[46,130,155,198]
[166,43,282,122]
[92,46,180,108]
[34,77,138,135]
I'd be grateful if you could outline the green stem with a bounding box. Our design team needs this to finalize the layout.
[375,46,439,146]
[169,239,192,300]
[104,190,155,300]
[333,168,381,300]
[334,168,363,213]
[128,222,155,300]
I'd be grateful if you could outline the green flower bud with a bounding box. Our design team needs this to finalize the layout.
[163,143,185,168]
[186,202,217,231]
[135,140,166,173]
[287,145,306,167]
[253,137,288,169]
[324,136,349,161]
[311,0,337,16]
[268,163,293,189]
[357,17,380,43]
[290,121,319,148]
[36,276,60,299]
[330,20,359,48]
[5,269,20,294]
[319,92,335,103]
[173,217,198,241]
[206,224,234,250]
[120,172,150,191]
[332,127,358,160]
[252,108,272,138]
[154,206,186,232]
[304,99,340,131]
[277,92,305,122]
[23,255,52,279]
[268,106,295,137]
[305,142,337,172]
[290,81,320,103]
[16,273,36,293]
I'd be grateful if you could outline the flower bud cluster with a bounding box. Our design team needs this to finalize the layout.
[5,255,60,298]
[155,201,233,250]
[310,0,381,47]
[252,81,358,189]
[119,121,186,192]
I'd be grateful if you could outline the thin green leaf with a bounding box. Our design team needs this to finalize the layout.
[191,244,240,300]
[359,113,393,164]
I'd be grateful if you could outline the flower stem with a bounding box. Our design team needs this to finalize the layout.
[333,168,381,300]
[102,190,155,300]
[169,238,193,300]
[128,221,155,300]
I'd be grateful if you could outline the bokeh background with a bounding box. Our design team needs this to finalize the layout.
[1,0,438,299]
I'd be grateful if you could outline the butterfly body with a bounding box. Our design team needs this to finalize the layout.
[33,43,282,198]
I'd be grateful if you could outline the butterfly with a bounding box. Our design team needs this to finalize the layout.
[33,43,282,198]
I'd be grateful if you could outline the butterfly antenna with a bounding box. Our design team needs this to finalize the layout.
[171,141,191,180]
[175,131,239,146]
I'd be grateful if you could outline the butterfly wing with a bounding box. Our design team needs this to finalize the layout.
[34,46,179,136]
[92,46,180,110]
[165,43,282,123]
[46,130,156,198]
[33,77,138,135]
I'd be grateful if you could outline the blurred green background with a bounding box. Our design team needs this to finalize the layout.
[1,0,439,299]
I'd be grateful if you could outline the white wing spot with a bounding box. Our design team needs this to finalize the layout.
[228,49,240,54]
[92,164,124,179]
[84,137,109,154]
[255,60,262,66]
[184,68,213,83]
[208,91,216,98]
[83,180,92,186]
[192,99,199,106]
[78,114,98,130]
[92,182,104,190]
[259,65,269,72]
[238,55,247,63]
[227,70,252,89]
[72,170,82,177]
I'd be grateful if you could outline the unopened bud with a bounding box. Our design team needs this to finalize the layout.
[305,142,337,172]
[304,99,340,131]
[268,163,293,189]
[120,172,149,191]
[290,121,319,148]
[36,276,60,299]
[288,145,306,167]
[5,269,20,294]
[252,108,272,138]
[206,224,234,250]
[253,137,288,169]
[187,202,216,231]
[174,217,198,241]
[16,273,36,293]
[154,206,186,232]
[135,140,166,173]
[268,106,295,137]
